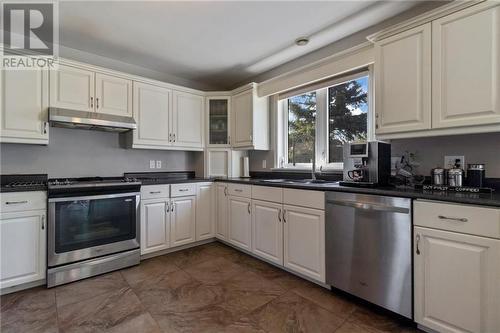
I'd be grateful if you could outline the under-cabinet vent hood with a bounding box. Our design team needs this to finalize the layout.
[49,108,137,133]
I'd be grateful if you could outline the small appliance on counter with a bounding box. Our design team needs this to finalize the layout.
[340,141,391,187]
[425,162,492,193]
[467,163,486,187]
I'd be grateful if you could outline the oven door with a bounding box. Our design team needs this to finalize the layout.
[48,192,140,267]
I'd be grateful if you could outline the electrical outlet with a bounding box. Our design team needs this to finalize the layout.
[262,159,267,169]
[156,160,162,169]
[149,160,156,169]
[444,155,465,169]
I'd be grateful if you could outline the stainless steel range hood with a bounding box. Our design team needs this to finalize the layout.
[49,108,137,133]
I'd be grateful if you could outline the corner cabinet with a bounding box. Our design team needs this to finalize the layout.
[215,183,229,240]
[231,83,269,150]
[374,24,431,134]
[432,2,500,129]
[196,183,214,241]
[206,96,231,147]
[0,68,49,144]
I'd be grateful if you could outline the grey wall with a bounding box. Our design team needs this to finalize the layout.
[390,133,500,178]
[0,127,203,178]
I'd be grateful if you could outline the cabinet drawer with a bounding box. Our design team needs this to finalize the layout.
[1,191,46,213]
[141,185,170,199]
[283,188,324,210]
[252,185,282,203]
[171,183,196,197]
[414,200,500,239]
[228,183,251,198]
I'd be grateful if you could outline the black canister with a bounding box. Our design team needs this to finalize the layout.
[467,164,485,187]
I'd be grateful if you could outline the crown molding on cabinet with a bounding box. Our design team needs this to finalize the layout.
[367,0,485,42]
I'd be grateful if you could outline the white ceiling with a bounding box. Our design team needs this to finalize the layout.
[59,1,421,90]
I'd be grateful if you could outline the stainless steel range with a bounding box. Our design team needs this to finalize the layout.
[47,177,141,287]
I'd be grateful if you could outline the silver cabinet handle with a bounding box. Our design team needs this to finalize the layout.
[179,189,189,192]
[166,202,170,213]
[5,200,28,205]
[224,187,228,196]
[438,215,468,223]
[169,133,172,142]
[234,189,243,192]
[42,121,48,134]
[173,134,176,142]
[416,234,421,255]
[278,208,282,222]
[327,200,410,214]
[247,202,251,214]
[90,97,94,108]
[283,209,287,223]
[228,135,231,145]
[150,191,161,194]
[41,215,45,230]
[96,97,99,109]
[171,202,175,212]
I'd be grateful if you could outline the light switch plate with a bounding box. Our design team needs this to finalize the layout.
[156,160,162,169]
[149,160,156,169]
[444,155,465,169]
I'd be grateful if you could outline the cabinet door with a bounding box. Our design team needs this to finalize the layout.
[206,148,231,178]
[95,73,132,117]
[432,2,500,128]
[170,196,196,247]
[196,183,214,241]
[0,69,48,144]
[252,200,283,265]
[375,24,431,134]
[228,195,252,250]
[414,227,500,333]
[207,97,230,146]
[283,205,325,282]
[171,91,204,148]
[50,64,94,112]
[140,199,170,255]
[0,210,46,289]
[133,82,171,147]
[215,184,228,240]
[231,89,253,148]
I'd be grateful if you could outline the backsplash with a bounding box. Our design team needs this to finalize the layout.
[0,127,203,178]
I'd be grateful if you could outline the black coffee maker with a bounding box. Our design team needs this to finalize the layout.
[340,141,391,187]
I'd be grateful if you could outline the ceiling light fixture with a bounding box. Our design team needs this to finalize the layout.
[295,37,309,46]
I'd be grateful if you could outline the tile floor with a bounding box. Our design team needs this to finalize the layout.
[1,242,421,333]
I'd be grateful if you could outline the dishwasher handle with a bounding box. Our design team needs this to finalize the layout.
[327,199,410,214]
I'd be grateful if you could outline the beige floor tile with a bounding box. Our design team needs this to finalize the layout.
[121,256,179,288]
[183,256,247,285]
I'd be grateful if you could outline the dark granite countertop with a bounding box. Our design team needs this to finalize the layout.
[215,178,500,208]
[139,178,212,185]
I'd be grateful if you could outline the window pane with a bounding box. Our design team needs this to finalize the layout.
[328,76,368,163]
[287,92,316,164]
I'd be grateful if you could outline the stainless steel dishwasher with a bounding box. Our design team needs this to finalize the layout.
[325,191,412,319]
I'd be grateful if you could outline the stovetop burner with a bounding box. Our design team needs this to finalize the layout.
[48,176,141,191]
[5,180,47,188]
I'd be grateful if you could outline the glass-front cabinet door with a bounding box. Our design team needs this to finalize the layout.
[207,97,230,146]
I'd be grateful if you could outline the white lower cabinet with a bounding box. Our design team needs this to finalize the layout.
[170,196,196,247]
[414,226,500,333]
[228,195,252,251]
[215,184,228,240]
[252,200,283,265]
[196,183,214,241]
[0,209,46,289]
[140,198,170,255]
[283,205,325,283]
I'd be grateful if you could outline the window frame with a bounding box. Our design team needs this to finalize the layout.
[277,67,374,171]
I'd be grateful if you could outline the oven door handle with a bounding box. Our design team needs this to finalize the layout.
[49,192,141,202]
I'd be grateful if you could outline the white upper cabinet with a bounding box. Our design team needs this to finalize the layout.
[0,69,49,144]
[206,96,230,147]
[231,84,269,150]
[414,226,500,333]
[95,73,132,117]
[227,195,252,251]
[132,82,172,148]
[171,91,204,148]
[432,2,500,128]
[50,64,94,112]
[50,64,133,117]
[170,196,196,247]
[375,24,432,134]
